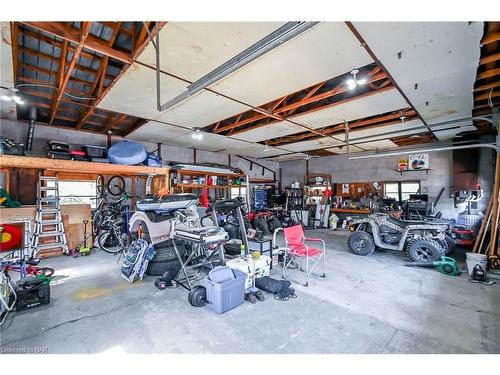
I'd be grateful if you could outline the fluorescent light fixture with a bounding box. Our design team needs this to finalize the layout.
[13,96,24,105]
[264,143,269,152]
[357,78,367,85]
[158,22,320,112]
[346,79,356,90]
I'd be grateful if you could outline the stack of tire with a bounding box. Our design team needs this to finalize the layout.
[146,239,185,286]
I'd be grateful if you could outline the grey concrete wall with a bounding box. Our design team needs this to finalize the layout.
[0,118,279,181]
[280,150,458,218]
[477,135,496,212]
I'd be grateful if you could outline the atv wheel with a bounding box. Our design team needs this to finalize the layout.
[347,231,375,256]
[406,238,445,262]
[254,217,271,235]
[438,235,456,255]
[267,218,282,233]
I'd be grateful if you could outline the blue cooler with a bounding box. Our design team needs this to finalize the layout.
[204,266,246,314]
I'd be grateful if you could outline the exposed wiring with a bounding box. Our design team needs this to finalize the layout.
[488,87,494,108]
[12,83,96,101]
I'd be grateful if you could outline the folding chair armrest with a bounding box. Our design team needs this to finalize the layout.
[304,237,325,250]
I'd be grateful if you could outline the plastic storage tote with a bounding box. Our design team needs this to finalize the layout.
[204,266,246,314]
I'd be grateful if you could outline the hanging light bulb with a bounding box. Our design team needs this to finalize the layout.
[1,88,24,105]
[191,129,203,140]
[346,69,367,90]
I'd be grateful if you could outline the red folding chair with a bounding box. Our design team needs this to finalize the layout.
[282,225,326,286]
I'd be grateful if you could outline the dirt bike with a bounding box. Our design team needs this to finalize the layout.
[347,212,452,262]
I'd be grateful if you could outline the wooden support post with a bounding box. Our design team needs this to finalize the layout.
[489,112,500,257]
[473,196,493,253]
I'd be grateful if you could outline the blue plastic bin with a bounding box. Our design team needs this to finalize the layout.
[204,267,246,314]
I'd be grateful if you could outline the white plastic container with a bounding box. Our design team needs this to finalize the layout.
[226,255,271,290]
[465,252,488,276]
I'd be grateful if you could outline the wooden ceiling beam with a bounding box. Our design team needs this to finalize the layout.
[481,31,500,46]
[17,62,95,87]
[267,108,416,147]
[212,68,388,134]
[475,90,500,101]
[20,22,133,63]
[477,68,500,80]
[49,22,92,125]
[10,22,19,84]
[480,52,500,65]
[102,113,127,132]
[18,46,116,82]
[76,22,122,130]
[474,82,500,92]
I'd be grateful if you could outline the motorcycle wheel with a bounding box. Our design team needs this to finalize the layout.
[406,238,445,262]
[347,231,375,256]
[438,235,456,255]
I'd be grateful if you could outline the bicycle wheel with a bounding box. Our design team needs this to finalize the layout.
[96,174,105,195]
[97,230,127,254]
[107,175,126,196]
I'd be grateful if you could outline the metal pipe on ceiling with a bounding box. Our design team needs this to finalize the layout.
[348,143,499,160]
[156,22,320,112]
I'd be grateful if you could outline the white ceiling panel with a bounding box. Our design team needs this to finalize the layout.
[352,22,483,126]
[154,90,249,128]
[326,145,364,154]
[281,138,344,152]
[210,22,373,107]
[233,121,305,142]
[125,121,191,144]
[0,23,16,120]
[98,63,188,119]
[267,153,309,162]
[339,119,425,141]
[137,22,285,82]
[354,139,398,150]
[290,89,407,129]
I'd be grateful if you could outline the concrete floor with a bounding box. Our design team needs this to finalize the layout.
[1,230,499,354]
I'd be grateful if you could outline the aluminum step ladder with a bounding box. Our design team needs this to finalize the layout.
[32,175,69,255]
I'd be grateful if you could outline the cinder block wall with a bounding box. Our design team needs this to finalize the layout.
[280,151,459,219]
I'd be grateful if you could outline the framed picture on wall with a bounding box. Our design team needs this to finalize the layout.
[409,154,429,170]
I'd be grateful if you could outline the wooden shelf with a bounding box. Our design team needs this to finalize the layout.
[176,169,245,178]
[177,184,246,189]
[398,169,431,176]
[0,155,169,177]
[332,208,371,214]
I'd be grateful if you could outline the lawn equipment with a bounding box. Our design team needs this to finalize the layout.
[404,256,459,276]
[347,212,449,262]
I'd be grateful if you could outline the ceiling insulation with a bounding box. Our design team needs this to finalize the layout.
[352,22,484,140]
[209,22,373,107]
[136,22,285,82]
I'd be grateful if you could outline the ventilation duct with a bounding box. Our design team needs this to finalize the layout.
[25,107,37,151]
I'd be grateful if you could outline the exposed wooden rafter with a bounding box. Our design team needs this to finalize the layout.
[20,22,133,63]
[49,22,92,125]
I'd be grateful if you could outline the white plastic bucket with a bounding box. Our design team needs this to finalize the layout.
[465,252,488,276]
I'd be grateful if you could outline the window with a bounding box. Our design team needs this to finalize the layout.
[384,181,420,203]
[401,182,420,202]
[230,187,246,200]
[48,181,97,208]
[384,182,399,201]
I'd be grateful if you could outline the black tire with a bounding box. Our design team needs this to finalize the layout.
[96,174,105,195]
[188,285,207,307]
[267,218,282,233]
[347,231,375,256]
[406,238,445,262]
[224,242,242,256]
[155,278,167,290]
[107,175,126,196]
[97,230,126,254]
[438,235,456,255]
[146,259,181,277]
[37,267,55,278]
[150,245,178,263]
[254,217,271,235]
